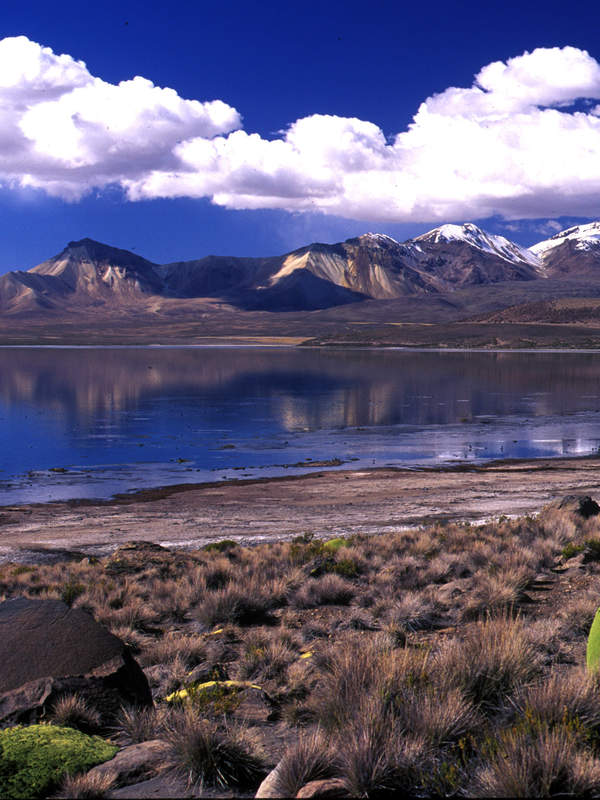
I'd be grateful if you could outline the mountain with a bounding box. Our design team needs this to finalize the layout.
[0,239,163,312]
[2,222,600,318]
[161,224,545,308]
[530,222,600,277]
[413,223,542,284]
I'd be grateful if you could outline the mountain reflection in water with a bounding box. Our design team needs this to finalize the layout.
[1,347,600,503]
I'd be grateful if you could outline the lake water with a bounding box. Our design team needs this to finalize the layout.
[1,346,600,504]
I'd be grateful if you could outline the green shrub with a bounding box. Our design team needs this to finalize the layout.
[332,558,360,578]
[584,539,600,562]
[203,540,238,553]
[60,580,85,607]
[323,537,349,552]
[561,542,585,560]
[0,724,117,799]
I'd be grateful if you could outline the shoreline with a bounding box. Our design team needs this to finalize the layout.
[3,454,600,564]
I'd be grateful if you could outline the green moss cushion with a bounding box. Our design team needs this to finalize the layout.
[0,724,118,799]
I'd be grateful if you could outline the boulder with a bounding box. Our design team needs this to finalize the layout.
[86,740,172,786]
[255,762,285,798]
[557,495,600,518]
[108,773,195,798]
[0,598,152,727]
[296,779,348,798]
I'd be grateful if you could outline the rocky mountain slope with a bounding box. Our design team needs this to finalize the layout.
[1,222,600,317]
[530,222,600,278]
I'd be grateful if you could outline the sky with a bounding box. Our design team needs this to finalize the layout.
[1,0,600,272]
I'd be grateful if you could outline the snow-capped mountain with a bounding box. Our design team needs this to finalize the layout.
[416,223,542,268]
[529,222,600,277]
[531,222,600,256]
[410,223,543,286]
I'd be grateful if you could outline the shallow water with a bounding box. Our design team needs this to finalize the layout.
[1,346,600,504]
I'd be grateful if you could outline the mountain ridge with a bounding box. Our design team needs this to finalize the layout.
[2,222,600,317]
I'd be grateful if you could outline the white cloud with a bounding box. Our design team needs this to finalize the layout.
[0,36,241,199]
[3,37,600,221]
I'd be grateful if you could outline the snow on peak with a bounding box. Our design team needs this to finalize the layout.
[530,221,600,257]
[359,232,400,246]
[415,223,541,267]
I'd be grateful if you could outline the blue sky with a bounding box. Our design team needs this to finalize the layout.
[1,0,600,272]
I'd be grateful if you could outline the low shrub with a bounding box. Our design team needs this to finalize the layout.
[0,724,117,800]
[203,540,238,554]
[60,581,86,607]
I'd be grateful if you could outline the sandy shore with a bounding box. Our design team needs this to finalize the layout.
[2,456,600,562]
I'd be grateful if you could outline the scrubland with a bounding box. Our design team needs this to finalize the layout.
[3,502,600,797]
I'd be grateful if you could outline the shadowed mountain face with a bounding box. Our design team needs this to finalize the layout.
[2,222,600,317]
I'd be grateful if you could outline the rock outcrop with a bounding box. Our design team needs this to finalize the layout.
[0,598,152,727]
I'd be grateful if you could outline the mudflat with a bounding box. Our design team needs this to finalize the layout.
[2,456,600,562]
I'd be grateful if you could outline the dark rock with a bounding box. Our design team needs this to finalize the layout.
[557,495,600,518]
[296,779,348,798]
[0,598,152,727]
[108,773,195,798]
[86,740,172,786]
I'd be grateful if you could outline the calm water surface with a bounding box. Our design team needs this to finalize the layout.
[2,346,600,504]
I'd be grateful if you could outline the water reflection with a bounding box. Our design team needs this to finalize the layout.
[1,347,600,503]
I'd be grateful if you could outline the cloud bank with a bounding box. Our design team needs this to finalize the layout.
[2,36,600,222]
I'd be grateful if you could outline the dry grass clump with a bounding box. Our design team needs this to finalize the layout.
[291,574,354,609]
[57,770,117,799]
[470,726,600,797]
[435,614,541,709]
[114,704,167,744]
[164,707,266,789]
[49,693,101,734]
[386,590,440,632]
[558,587,600,636]
[335,697,427,797]
[397,686,479,745]
[510,668,600,734]
[236,630,297,683]
[138,631,207,668]
[194,575,286,627]
[267,729,335,797]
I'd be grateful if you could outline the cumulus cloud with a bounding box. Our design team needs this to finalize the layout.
[3,36,600,221]
[0,36,241,199]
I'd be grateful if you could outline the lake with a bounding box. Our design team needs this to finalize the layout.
[1,346,600,504]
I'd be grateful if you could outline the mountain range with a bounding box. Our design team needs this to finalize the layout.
[3,221,600,324]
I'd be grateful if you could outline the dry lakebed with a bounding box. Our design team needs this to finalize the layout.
[4,456,600,563]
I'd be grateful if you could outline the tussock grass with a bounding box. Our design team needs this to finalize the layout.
[49,694,101,734]
[267,729,334,797]
[57,770,117,799]
[5,499,600,797]
[164,708,266,789]
[435,614,541,709]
